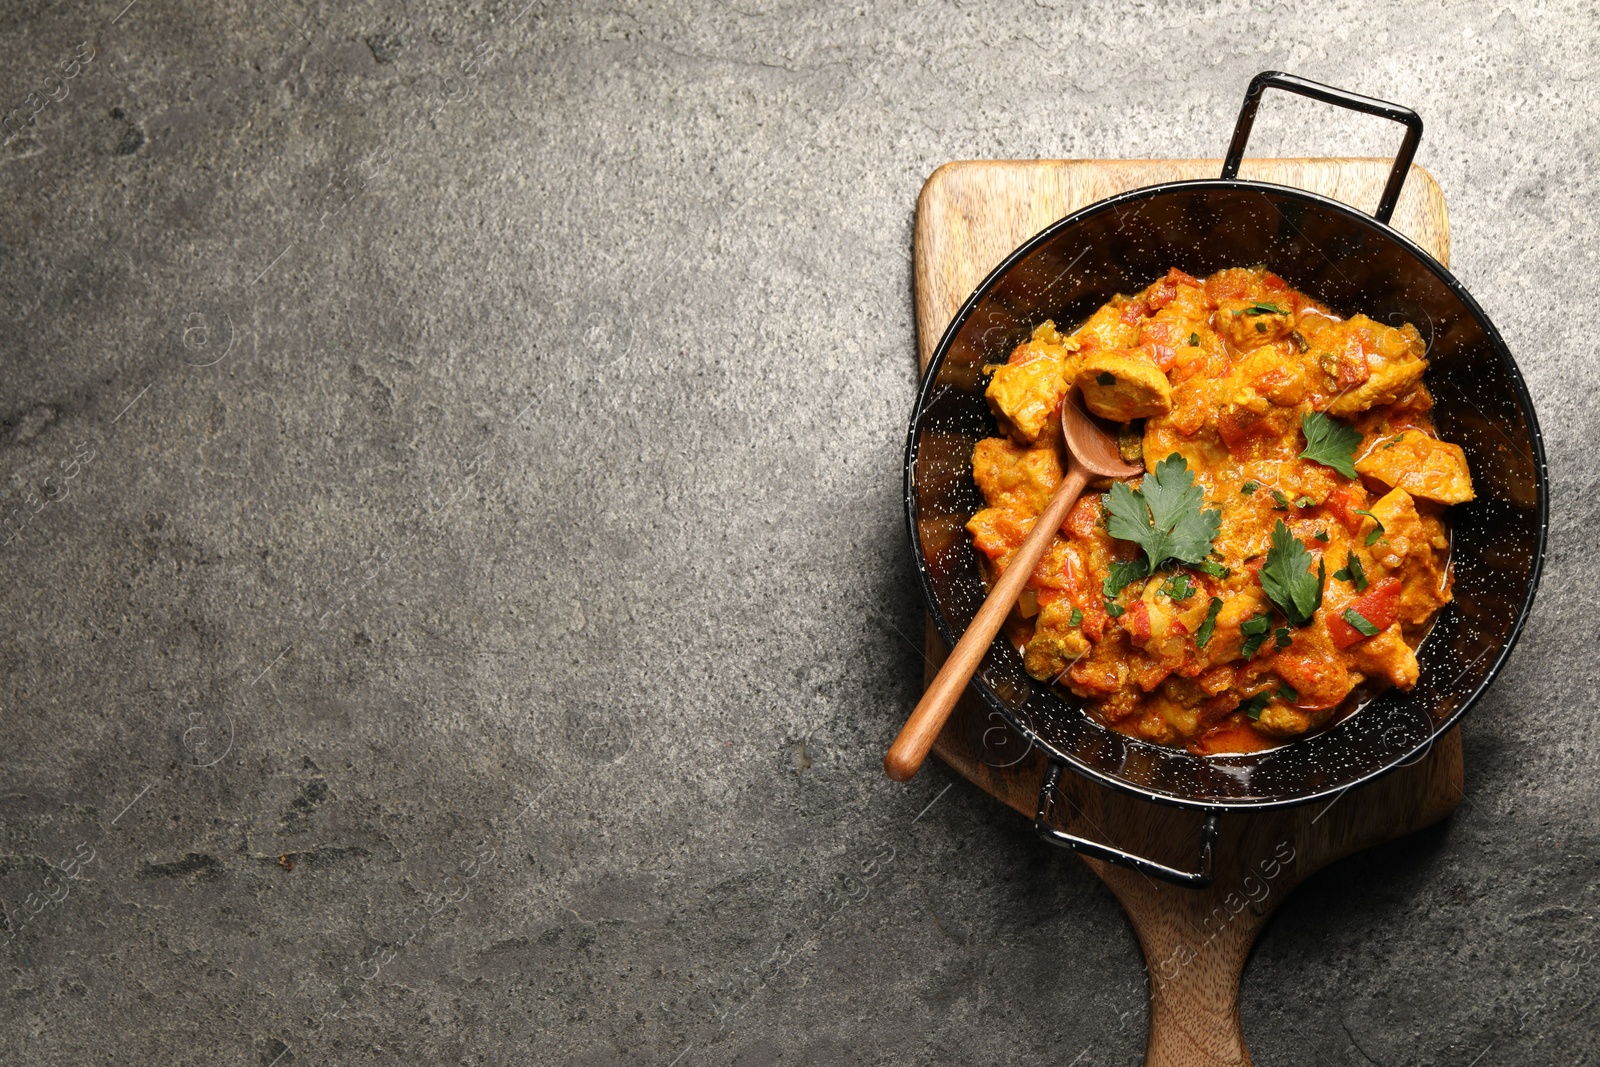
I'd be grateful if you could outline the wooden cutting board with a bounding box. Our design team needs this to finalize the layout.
[913,158,1464,1067]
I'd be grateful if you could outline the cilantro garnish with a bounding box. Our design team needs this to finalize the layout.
[1259,519,1325,628]
[1069,606,1083,627]
[1342,607,1381,637]
[1241,691,1271,720]
[1196,559,1230,579]
[1189,332,1201,346]
[1105,601,1125,618]
[1294,495,1315,508]
[1289,329,1309,353]
[1195,597,1223,648]
[1104,454,1221,574]
[1241,480,1262,495]
[1274,627,1291,649]
[1235,301,1287,317]
[1096,371,1116,386]
[1103,559,1148,599]
[1299,412,1362,478]
[1313,530,1330,543]
[1240,612,1273,658]
[1160,573,1195,601]
[1353,508,1385,546]
[1276,683,1298,702]
[1270,489,1290,510]
[1332,550,1368,592]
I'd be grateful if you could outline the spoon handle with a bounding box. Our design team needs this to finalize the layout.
[885,464,1092,782]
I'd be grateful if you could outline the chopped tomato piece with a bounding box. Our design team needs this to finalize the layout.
[1064,494,1102,539]
[1337,348,1371,387]
[1326,577,1401,649]
[1166,267,1202,289]
[1148,281,1178,309]
[1322,488,1364,534]
[1123,599,1152,644]
[1217,409,1265,451]
[1080,598,1108,642]
[1196,665,1236,695]
[1119,299,1149,326]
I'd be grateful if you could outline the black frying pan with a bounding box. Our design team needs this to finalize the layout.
[903,72,1548,886]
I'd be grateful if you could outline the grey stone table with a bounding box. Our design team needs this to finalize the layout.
[0,2,1592,1064]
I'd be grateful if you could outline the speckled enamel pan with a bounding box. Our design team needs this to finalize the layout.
[903,72,1548,884]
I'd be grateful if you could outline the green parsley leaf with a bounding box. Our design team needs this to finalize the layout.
[1274,626,1292,649]
[1234,301,1288,317]
[1294,495,1315,508]
[1353,508,1385,546]
[1195,597,1223,649]
[1241,692,1272,720]
[1104,454,1221,572]
[1069,606,1083,627]
[1105,601,1125,618]
[1241,480,1262,495]
[1159,573,1195,601]
[1189,332,1201,346]
[1096,371,1116,386]
[1102,558,1148,599]
[1313,530,1330,543]
[1240,612,1273,658]
[1299,411,1362,478]
[1342,607,1381,637]
[1270,489,1290,511]
[1259,519,1325,628]
[1196,559,1230,579]
[1332,550,1369,592]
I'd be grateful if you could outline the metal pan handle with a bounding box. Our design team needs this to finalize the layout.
[1033,761,1220,888]
[1221,70,1424,225]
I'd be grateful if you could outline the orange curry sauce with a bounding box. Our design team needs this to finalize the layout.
[966,267,1473,754]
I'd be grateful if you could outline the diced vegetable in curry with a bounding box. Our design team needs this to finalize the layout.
[967,266,1472,754]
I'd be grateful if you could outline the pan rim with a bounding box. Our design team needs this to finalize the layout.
[903,176,1550,812]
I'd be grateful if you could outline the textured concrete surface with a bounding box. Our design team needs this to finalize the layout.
[0,1,1592,1064]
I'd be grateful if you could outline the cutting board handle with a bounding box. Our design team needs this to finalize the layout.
[1034,762,1220,888]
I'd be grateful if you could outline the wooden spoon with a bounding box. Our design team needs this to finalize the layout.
[885,389,1143,782]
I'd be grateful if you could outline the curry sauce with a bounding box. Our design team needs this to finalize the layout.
[967,267,1472,754]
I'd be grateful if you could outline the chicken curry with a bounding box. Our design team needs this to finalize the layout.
[967,266,1472,754]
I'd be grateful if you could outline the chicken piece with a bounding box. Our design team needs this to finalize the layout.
[986,348,1072,443]
[1273,630,1358,712]
[1236,342,1310,407]
[1216,296,1295,349]
[1024,597,1091,680]
[1074,301,1143,352]
[1365,487,1432,572]
[965,507,1028,567]
[1324,315,1428,416]
[1347,622,1420,689]
[1076,351,1173,421]
[1252,689,1347,739]
[1355,429,1474,504]
[970,437,1061,514]
[1201,589,1272,664]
